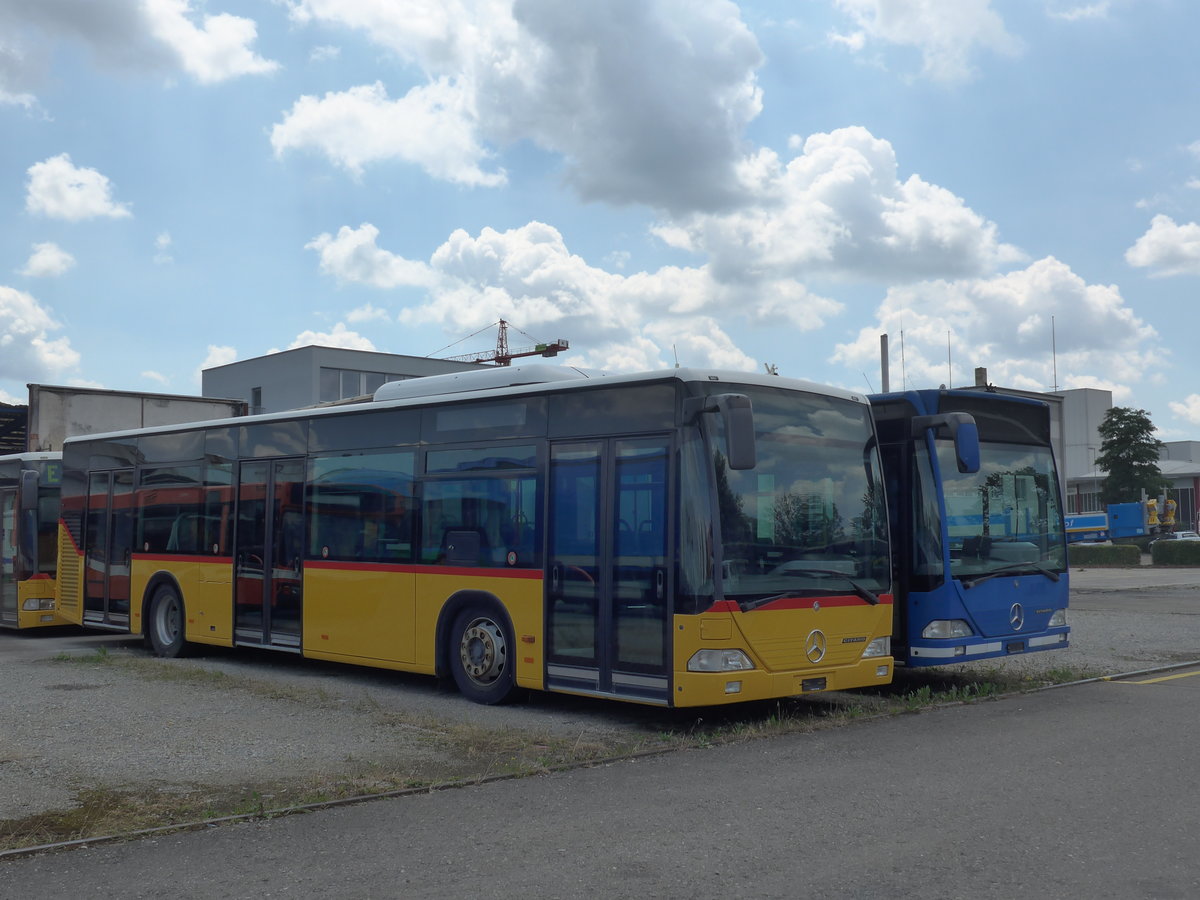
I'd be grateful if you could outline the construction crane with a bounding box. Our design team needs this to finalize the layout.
[438,319,569,366]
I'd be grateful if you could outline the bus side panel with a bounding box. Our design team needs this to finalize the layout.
[412,569,545,689]
[673,600,894,707]
[55,524,84,626]
[15,576,66,628]
[130,557,235,647]
[190,556,235,645]
[131,557,197,640]
[303,564,416,664]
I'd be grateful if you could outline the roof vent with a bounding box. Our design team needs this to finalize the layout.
[373,364,591,402]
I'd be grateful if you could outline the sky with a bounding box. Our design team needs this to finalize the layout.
[2,0,1199,437]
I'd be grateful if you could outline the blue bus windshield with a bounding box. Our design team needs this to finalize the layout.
[925,438,1068,581]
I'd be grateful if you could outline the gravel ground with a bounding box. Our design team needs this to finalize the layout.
[3,565,1199,827]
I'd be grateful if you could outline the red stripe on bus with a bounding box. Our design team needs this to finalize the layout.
[304,560,545,579]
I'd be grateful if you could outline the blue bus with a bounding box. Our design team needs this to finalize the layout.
[869,390,1069,665]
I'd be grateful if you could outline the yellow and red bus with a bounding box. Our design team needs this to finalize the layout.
[0,452,65,629]
[56,366,893,706]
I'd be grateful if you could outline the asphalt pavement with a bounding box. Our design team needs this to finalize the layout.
[3,565,1199,898]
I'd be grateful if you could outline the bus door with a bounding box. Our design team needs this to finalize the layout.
[546,437,672,704]
[1,488,15,625]
[234,458,305,649]
[82,470,134,627]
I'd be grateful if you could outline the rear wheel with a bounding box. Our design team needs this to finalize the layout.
[449,607,518,705]
[148,585,188,658]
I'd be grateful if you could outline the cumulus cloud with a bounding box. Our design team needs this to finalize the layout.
[0,285,81,381]
[26,154,132,221]
[1170,394,1200,426]
[655,127,1024,285]
[282,323,377,352]
[309,219,811,372]
[1046,2,1112,22]
[830,0,1021,83]
[194,343,237,386]
[281,0,764,212]
[273,81,505,185]
[142,0,279,83]
[1125,214,1200,277]
[833,257,1158,393]
[19,242,76,277]
[0,0,275,105]
[306,223,439,288]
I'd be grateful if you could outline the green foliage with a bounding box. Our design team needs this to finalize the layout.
[1150,540,1200,566]
[1067,542,1140,567]
[1095,407,1168,504]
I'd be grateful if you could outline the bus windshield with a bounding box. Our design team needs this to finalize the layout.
[930,439,1068,581]
[712,386,889,605]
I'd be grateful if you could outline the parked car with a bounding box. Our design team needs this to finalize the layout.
[1150,530,1200,545]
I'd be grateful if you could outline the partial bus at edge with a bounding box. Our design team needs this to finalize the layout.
[53,366,894,707]
[869,390,1069,666]
[0,452,65,629]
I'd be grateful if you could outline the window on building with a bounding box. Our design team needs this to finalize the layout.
[319,368,410,403]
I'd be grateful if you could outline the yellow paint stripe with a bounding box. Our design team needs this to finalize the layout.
[1105,670,1200,685]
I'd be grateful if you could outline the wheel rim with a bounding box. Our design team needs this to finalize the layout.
[155,595,180,646]
[459,616,507,687]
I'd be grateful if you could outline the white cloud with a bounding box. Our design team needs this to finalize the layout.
[284,323,377,352]
[142,0,279,83]
[0,285,81,381]
[195,344,237,386]
[274,81,504,186]
[19,242,76,277]
[0,0,275,104]
[26,154,132,221]
[654,127,1024,285]
[306,223,439,288]
[141,370,169,385]
[320,220,783,372]
[1169,394,1200,426]
[347,303,392,324]
[833,257,1158,393]
[282,0,764,212]
[154,231,173,264]
[831,0,1021,83]
[1047,2,1112,22]
[310,45,340,63]
[1126,214,1200,277]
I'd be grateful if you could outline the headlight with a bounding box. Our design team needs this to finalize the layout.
[921,619,974,639]
[688,649,755,672]
[1048,609,1067,627]
[22,598,55,611]
[862,636,890,658]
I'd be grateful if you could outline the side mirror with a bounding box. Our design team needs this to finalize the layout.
[18,470,39,575]
[684,393,757,470]
[911,412,980,474]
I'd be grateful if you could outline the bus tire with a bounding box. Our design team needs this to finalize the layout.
[449,606,518,705]
[148,585,188,658]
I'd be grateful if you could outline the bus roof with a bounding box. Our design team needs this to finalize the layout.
[62,365,870,446]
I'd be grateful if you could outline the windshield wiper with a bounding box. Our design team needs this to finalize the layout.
[738,568,880,611]
[960,561,1061,589]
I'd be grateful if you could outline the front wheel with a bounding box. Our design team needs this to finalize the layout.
[449,607,519,705]
[147,585,188,658]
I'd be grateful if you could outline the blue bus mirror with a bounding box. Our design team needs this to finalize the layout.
[911,412,980,474]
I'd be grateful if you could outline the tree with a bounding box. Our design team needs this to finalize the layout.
[1094,407,1168,504]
